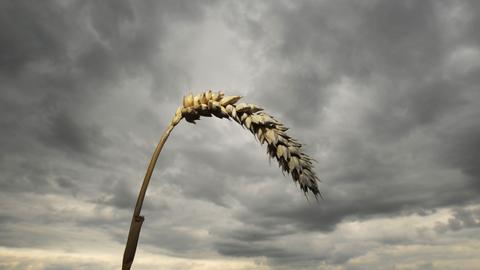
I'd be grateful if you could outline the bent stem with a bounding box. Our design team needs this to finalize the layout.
[122,109,182,270]
[121,90,322,269]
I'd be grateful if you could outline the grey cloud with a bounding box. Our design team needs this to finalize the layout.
[247,0,461,135]
[41,112,111,154]
[95,178,138,210]
[2,1,480,269]
[464,1,480,45]
[434,207,480,233]
[235,0,479,218]
[362,79,466,142]
[0,0,214,156]
[436,116,480,190]
[141,226,208,255]
[0,1,72,75]
[54,176,78,190]
[209,217,295,243]
[214,240,292,258]
[0,0,218,249]
[212,229,374,268]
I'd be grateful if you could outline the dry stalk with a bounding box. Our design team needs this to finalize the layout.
[123,90,321,270]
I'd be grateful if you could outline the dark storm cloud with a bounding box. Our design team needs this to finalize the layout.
[215,240,292,258]
[222,224,296,243]
[0,0,213,157]
[247,0,459,132]
[0,0,215,190]
[0,0,217,256]
[0,1,71,75]
[240,0,478,205]
[2,0,480,269]
[463,1,480,44]
[362,79,466,141]
[41,112,110,154]
[436,114,480,190]
[213,228,372,267]
[199,0,480,262]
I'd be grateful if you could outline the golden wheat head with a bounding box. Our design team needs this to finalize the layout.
[172,90,321,198]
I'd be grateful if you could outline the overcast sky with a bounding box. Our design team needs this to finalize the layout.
[1,1,480,269]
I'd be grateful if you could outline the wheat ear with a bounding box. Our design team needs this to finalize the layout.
[178,90,321,197]
[123,90,321,270]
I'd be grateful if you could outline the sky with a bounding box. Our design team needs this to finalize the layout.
[1,0,480,269]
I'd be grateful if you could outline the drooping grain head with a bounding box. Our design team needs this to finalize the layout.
[177,90,321,198]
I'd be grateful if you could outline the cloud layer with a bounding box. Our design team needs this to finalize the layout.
[1,1,480,269]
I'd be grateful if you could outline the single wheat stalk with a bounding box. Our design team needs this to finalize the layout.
[123,90,321,270]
